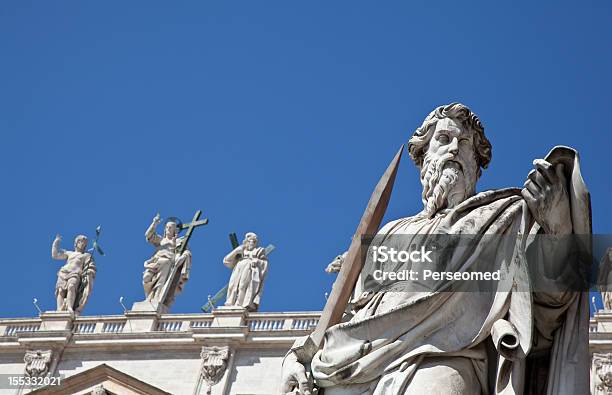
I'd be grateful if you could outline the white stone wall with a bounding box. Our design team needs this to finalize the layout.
[57,348,202,394]
[0,311,319,395]
[228,348,286,395]
[0,353,28,395]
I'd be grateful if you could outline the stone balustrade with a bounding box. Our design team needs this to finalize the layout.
[1,319,41,336]
[0,310,321,394]
[246,312,319,331]
[0,310,321,343]
[155,320,183,332]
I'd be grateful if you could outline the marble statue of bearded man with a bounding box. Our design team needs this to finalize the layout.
[224,232,269,312]
[280,103,591,395]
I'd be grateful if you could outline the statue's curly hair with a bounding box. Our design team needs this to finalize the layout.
[407,103,492,173]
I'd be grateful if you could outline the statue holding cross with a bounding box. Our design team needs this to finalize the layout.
[139,210,208,312]
[201,233,275,313]
[223,232,272,312]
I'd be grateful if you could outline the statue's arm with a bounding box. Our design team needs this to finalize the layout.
[522,159,572,236]
[279,339,315,395]
[523,154,590,293]
[223,246,243,269]
[145,214,162,246]
[51,234,68,260]
[325,251,348,273]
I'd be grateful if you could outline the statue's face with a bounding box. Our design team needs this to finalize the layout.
[420,118,479,214]
[245,237,257,250]
[165,222,177,238]
[74,237,88,253]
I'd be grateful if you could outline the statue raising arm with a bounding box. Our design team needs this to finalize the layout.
[145,213,163,246]
[51,234,68,261]
[51,233,95,313]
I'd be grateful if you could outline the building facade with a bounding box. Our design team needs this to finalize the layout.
[0,308,320,394]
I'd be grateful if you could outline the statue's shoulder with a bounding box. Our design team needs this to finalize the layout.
[456,188,522,211]
[378,215,422,234]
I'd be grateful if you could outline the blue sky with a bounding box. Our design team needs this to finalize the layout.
[1,2,611,318]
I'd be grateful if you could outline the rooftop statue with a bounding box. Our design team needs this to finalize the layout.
[223,232,269,312]
[51,234,96,314]
[137,211,207,312]
[142,214,192,309]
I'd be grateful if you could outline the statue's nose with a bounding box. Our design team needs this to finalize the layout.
[448,137,459,155]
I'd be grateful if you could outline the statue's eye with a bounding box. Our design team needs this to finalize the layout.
[459,138,470,146]
[438,134,449,144]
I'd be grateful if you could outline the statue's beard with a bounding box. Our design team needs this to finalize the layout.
[420,153,473,218]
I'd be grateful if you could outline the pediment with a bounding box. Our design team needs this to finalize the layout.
[30,363,172,395]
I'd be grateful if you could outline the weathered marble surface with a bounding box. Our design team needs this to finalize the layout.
[281,103,591,395]
[224,232,268,312]
[592,353,612,395]
[0,311,319,395]
[51,234,96,314]
[325,252,346,274]
[139,214,192,312]
[197,346,230,395]
[599,248,612,310]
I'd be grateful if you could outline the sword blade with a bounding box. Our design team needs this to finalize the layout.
[310,145,404,348]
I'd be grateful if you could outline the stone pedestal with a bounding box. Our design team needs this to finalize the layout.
[212,306,247,327]
[40,311,74,331]
[131,300,168,314]
[124,310,159,333]
[126,302,163,332]
[595,312,612,333]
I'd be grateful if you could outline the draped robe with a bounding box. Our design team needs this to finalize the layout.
[55,251,96,313]
[143,233,192,306]
[310,152,590,395]
[225,246,268,311]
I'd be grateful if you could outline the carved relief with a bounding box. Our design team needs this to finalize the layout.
[92,385,109,395]
[199,346,230,394]
[593,353,612,394]
[24,350,52,377]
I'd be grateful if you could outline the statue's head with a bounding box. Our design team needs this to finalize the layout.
[74,235,88,253]
[408,103,492,217]
[164,221,178,239]
[243,232,258,251]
